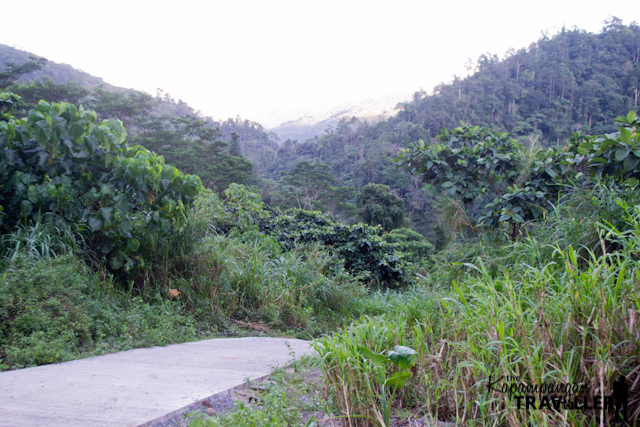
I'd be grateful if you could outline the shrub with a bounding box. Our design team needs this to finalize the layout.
[382,227,433,266]
[257,209,409,288]
[0,93,203,270]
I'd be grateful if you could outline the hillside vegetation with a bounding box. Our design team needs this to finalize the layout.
[248,19,640,237]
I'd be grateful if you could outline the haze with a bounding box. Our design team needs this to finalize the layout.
[2,0,636,127]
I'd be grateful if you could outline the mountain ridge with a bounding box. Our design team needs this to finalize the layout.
[267,92,412,142]
[0,43,128,93]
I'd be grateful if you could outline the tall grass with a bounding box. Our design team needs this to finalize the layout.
[168,236,366,334]
[0,219,84,263]
[313,184,640,426]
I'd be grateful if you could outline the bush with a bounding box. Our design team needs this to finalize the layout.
[382,227,433,266]
[0,93,203,271]
[257,209,409,288]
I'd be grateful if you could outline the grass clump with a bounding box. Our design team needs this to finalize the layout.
[171,236,366,337]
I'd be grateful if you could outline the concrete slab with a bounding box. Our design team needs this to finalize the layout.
[0,337,313,427]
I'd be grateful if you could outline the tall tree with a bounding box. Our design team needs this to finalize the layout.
[89,87,157,130]
[357,183,405,231]
[0,55,47,88]
[282,162,338,211]
[228,131,241,157]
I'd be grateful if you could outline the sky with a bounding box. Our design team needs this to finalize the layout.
[1,0,637,128]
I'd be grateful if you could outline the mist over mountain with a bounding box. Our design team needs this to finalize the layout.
[267,92,412,142]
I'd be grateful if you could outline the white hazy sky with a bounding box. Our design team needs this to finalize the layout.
[1,1,637,127]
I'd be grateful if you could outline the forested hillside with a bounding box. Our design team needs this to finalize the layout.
[0,44,126,92]
[0,48,279,193]
[3,19,640,240]
[248,19,640,236]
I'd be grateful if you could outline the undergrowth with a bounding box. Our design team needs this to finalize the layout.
[313,182,640,426]
[1,179,638,427]
[187,357,325,427]
[0,255,197,369]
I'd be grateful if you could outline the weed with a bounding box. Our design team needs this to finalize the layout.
[190,358,326,427]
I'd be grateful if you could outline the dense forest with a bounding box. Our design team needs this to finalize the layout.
[246,19,640,236]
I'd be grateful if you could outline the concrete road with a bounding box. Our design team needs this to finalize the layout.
[0,337,313,427]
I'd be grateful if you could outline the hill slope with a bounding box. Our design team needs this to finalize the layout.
[245,19,640,236]
[0,43,127,92]
[253,19,640,180]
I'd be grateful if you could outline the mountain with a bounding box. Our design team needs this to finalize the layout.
[246,18,640,237]
[0,43,127,93]
[267,93,412,142]
[253,20,640,179]
[4,19,639,237]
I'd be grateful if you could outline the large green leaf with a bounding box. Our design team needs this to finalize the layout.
[88,216,102,232]
[357,346,390,366]
[512,213,525,223]
[68,122,85,140]
[599,139,617,151]
[388,345,417,370]
[99,207,114,227]
[113,194,131,214]
[19,200,32,217]
[383,371,411,388]
[126,238,140,252]
[45,184,57,199]
[615,148,631,162]
[27,185,39,204]
[620,127,632,144]
[33,120,52,144]
[110,255,122,269]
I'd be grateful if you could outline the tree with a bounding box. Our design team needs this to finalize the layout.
[9,78,89,105]
[0,92,203,270]
[134,114,255,193]
[357,183,404,231]
[566,110,640,181]
[282,162,338,211]
[394,124,562,238]
[228,131,241,157]
[393,124,522,204]
[89,87,157,130]
[0,56,47,89]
